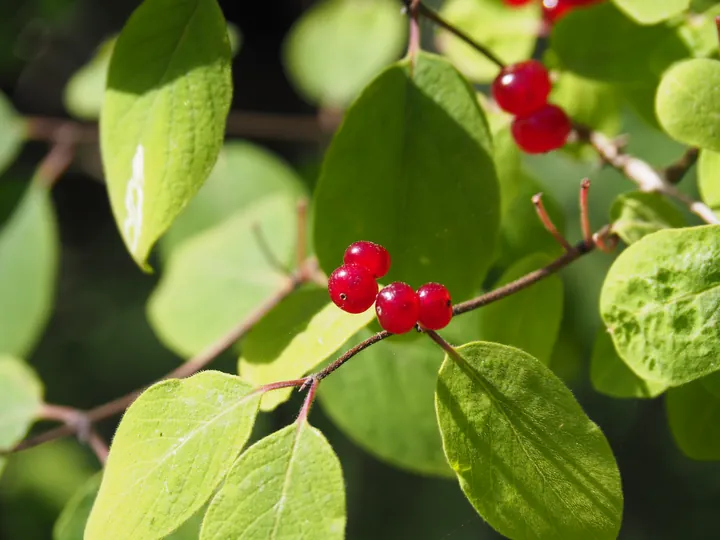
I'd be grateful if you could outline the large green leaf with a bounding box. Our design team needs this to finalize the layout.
[611,0,689,24]
[478,254,563,365]
[101,0,232,270]
[552,2,688,83]
[698,149,720,218]
[609,191,685,245]
[200,421,346,539]
[314,52,499,301]
[667,378,720,460]
[320,330,451,477]
[53,473,103,540]
[590,328,668,399]
[84,371,261,540]
[239,287,375,411]
[148,194,296,358]
[64,37,115,120]
[600,225,720,386]
[0,91,25,175]
[0,183,58,357]
[436,342,623,540]
[0,356,43,451]
[283,0,405,107]
[436,0,540,83]
[656,58,720,152]
[161,141,305,259]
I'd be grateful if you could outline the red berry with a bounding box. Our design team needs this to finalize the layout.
[542,0,575,23]
[492,60,551,116]
[343,241,391,279]
[503,0,533,6]
[328,264,378,314]
[375,282,420,334]
[417,283,453,330]
[511,104,572,154]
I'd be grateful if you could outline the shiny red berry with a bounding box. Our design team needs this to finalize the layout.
[542,0,575,23]
[328,264,378,314]
[492,60,551,116]
[511,104,572,154]
[343,241,391,279]
[375,282,420,334]
[417,283,453,330]
[503,0,533,6]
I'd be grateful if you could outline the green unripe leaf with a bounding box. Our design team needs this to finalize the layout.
[314,52,500,302]
[667,377,720,460]
[610,191,685,245]
[101,0,232,270]
[0,356,43,451]
[64,37,115,120]
[698,149,720,218]
[611,0,690,25]
[0,92,25,175]
[84,371,261,540]
[53,473,102,540]
[600,225,720,386]
[200,422,346,540]
[656,58,720,152]
[590,327,668,398]
[283,0,405,107]
[436,342,623,540]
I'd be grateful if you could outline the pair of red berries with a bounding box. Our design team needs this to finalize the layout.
[492,60,571,154]
[328,241,453,334]
[503,0,604,23]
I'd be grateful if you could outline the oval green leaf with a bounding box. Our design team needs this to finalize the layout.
[437,0,540,83]
[148,194,296,358]
[53,473,103,540]
[436,342,623,540]
[590,327,668,399]
[612,0,689,24]
[478,254,563,365]
[101,0,232,270]
[552,2,688,83]
[64,37,115,120]
[0,183,58,357]
[84,371,261,540]
[0,92,24,175]
[0,356,43,450]
[283,0,405,107]
[320,330,452,477]
[610,191,685,245]
[239,287,375,411]
[200,421,346,540]
[313,52,500,301]
[600,225,720,386]
[698,149,720,218]
[667,378,720,460]
[656,58,720,152]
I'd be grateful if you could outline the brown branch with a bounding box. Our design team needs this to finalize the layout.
[38,404,108,464]
[664,147,699,185]
[532,193,572,252]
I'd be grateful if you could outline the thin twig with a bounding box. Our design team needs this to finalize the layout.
[579,179,592,244]
[315,331,391,380]
[405,0,422,65]
[532,193,572,251]
[39,404,108,464]
[297,377,320,422]
[664,147,699,185]
[34,126,78,188]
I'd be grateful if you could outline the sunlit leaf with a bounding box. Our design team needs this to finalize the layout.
[0,91,25,175]
[698,149,720,218]
[611,0,689,24]
[610,191,685,245]
[64,37,115,120]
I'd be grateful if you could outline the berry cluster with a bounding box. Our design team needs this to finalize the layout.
[502,0,604,24]
[492,60,571,154]
[328,241,453,334]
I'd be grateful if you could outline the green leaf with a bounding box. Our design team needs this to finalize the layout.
[698,149,720,217]
[64,37,115,120]
[436,342,623,540]
[84,371,261,540]
[552,2,688,82]
[678,3,720,57]
[160,141,305,259]
[436,0,540,83]
[600,225,720,386]
[314,52,500,301]
[148,194,296,358]
[0,183,58,357]
[283,0,405,107]
[610,191,685,244]
[590,328,668,398]
[0,356,43,451]
[101,0,232,270]
[478,254,563,365]
[200,421,346,540]
[239,287,375,411]
[0,92,25,175]
[320,330,451,477]
[611,0,689,24]
[656,58,720,151]
[667,378,720,460]
[53,473,103,540]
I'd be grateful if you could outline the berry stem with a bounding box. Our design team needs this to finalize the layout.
[424,330,471,372]
[316,330,391,380]
[579,179,593,245]
[297,377,320,423]
[405,0,422,65]
[532,193,573,252]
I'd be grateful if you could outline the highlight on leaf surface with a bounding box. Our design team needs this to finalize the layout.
[84,371,261,540]
[100,0,233,270]
[600,225,720,386]
[200,421,346,540]
[436,342,623,540]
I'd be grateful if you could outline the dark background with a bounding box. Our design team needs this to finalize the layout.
[0,1,719,539]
